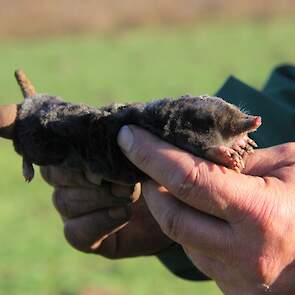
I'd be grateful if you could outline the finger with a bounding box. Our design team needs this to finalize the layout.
[53,184,132,219]
[64,206,130,253]
[142,179,233,261]
[41,166,142,201]
[244,143,295,177]
[118,125,264,220]
[40,165,94,187]
[96,206,173,258]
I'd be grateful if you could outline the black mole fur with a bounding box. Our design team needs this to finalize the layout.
[13,94,248,184]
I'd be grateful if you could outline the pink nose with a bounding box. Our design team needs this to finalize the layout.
[238,115,262,134]
[252,116,262,129]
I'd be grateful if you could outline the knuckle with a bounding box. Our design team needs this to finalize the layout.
[95,236,120,259]
[173,169,196,200]
[233,239,278,285]
[63,221,92,253]
[254,254,277,285]
[110,183,134,198]
[132,145,153,170]
[278,142,295,160]
[52,188,69,217]
[171,160,208,201]
[63,212,122,255]
[42,166,89,187]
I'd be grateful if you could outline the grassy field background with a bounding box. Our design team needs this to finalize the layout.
[0,0,294,38]
[0,18,294,295]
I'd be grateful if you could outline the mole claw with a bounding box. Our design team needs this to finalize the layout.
[238,149,245,156]
[205,143,252,172]
[233,152,242,161]
[234,166,241,173]
[248,139,258,148]
[246,146,255,154]
[232,145,243,153]
[24,173,33,183]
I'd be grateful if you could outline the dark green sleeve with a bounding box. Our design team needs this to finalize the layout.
[218,64,295,146]
[157,64,295,280]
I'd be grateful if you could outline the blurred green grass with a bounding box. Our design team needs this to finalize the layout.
[0,18,294,295]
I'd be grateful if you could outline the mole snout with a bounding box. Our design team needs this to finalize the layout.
[242,115,262,133]
[252,116,262,129]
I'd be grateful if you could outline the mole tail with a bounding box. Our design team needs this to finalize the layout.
[15,69,37,99]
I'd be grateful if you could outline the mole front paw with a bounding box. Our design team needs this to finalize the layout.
[231,135,258,156]
[205,146,245,172]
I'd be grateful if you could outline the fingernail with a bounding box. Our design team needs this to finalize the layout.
[108,206,128,220]
[117,126,133,153]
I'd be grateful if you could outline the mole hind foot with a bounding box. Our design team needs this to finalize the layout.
[23,159,34,182]
[205,146,245,172]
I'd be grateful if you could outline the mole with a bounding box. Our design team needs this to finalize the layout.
[0,70,261,185]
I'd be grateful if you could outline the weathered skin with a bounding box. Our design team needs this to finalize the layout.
[0,71,261,184]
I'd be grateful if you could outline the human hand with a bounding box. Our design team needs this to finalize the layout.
[40,166,172,258]
[117,125,295,295]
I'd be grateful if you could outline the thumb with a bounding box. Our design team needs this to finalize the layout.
[244,144,295,176]
[117,125,264,221]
